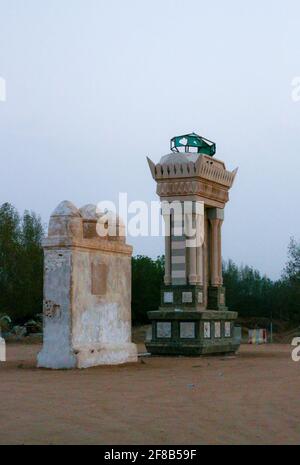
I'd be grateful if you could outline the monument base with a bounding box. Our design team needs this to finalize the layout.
[37,342,138,369]
[145,310,240,356]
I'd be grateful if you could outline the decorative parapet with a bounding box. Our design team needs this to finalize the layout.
[147,155,238,189]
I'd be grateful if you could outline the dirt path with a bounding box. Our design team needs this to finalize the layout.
[0,343,299,444]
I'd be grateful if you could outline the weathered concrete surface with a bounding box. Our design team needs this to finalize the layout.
[37,201,137,369]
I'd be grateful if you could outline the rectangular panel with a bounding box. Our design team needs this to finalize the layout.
[163,292,173,303]
[204,322,211,339]
[91,262,107,295]
[198,291,203,304]
[225,321,231,337]
[214,321,221,338]
[180,322,195,338]
[156,322,172,338]
[182,292,193,303]
[83,220,97,239]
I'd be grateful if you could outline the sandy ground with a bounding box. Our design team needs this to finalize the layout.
[0,343,299,445]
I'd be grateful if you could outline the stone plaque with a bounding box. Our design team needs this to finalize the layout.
[204,321,211,338]
[198,291,203,304]
[220,293,225,305]
[214,321,221,338]
[91,262,107,295]
[180,322,195,338]
[182,291,192,303]
[156,322,172,338]
[83,220,97,239]
[225,321,231,337]
[164,292,173,303]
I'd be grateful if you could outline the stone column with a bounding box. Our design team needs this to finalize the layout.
[208,208,224,286]
[189,240,197,285]
[217,217,223,286]
[163,213,171,285]
[196,211,204,285]
[184,207,197,285]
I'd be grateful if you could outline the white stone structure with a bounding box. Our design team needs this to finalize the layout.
[37,201,137,369]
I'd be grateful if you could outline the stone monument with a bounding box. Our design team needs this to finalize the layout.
[145,133,240,355]
[37,201,137,369]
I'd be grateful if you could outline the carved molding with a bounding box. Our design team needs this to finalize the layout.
[147,155,238,189]
[156,180,229,204]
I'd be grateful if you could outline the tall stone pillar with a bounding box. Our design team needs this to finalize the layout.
[185,209,197,284]
[185,201,204,286]
[163,213,171,285]
[196,208,204,286]
[189,243,197,285]
[171,206,186,286]
[218,216,223,286]
[207,208,226,309]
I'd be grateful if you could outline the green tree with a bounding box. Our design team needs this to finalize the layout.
[131,255,164,324]
[0,203,21,317]
[18,211,44,321]
[283,237,300,281]
[223,260,273,318]
[281,237,300,321]
[0,203,44,323]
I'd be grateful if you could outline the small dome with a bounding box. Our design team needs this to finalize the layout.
[79,204,103,220]
[159,152,201,165]
[51,201,80,217]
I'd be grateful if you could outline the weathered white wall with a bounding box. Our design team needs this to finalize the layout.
[37,249,77,369]
[72,250,136,368]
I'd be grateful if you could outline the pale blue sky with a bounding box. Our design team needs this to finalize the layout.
[0,0,299,279]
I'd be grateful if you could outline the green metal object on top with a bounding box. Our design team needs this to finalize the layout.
[170,132,216,156]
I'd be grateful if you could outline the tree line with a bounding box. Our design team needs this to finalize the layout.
[0,202,299,326]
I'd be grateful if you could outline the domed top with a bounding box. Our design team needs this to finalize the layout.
[170,132,216,156]
[159,152,201,165]
[51,200,81,217]
[79,204,103,220]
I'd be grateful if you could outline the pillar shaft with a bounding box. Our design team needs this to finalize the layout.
[163,214,171,285]
[208,208,224,287]
[210,218,220,286]
[196,212,204,285]
[218,219,223,285]
[189,243,197,284]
